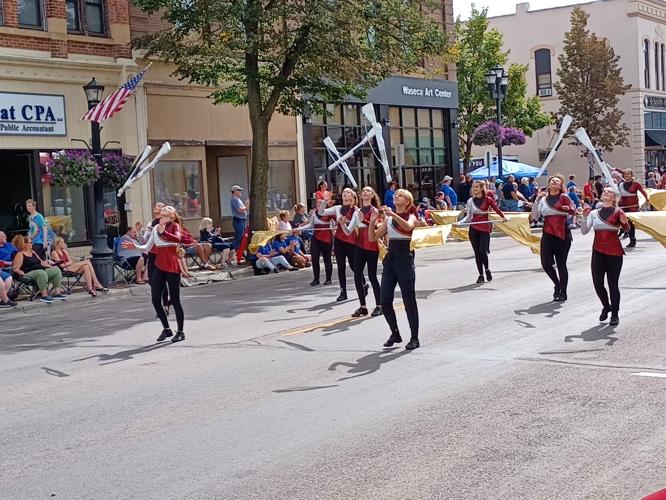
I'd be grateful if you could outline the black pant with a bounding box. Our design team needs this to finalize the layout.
[334,238,356,292]
[540,232,571,294]
[627,219,636,242]
[311,238,332,282]
[151,268,184,332]
[147,252,169,306]
[591,250,623,313]
[380,251,419,340]
[469,227,490,275]
[354,247,380,307]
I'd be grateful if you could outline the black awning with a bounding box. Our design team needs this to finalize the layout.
[645,129,666,147]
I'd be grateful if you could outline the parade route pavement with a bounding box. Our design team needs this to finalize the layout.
[1,230,665,499]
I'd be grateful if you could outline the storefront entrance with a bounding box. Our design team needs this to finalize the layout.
[0,151,35,238]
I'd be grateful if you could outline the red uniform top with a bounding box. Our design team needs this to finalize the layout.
[149,222,181,274]
[314,214,334,244]
[463,195,505,234]
[581,207,631,257]
[618,181,648,213]
[353,206,380,252]
[532,194,576,240]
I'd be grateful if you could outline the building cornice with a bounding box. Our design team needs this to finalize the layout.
[628,0,666,22]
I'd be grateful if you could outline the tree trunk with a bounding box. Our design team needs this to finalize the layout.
[249,113,270,232]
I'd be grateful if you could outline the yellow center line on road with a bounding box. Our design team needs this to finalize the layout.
[281,303,405,337]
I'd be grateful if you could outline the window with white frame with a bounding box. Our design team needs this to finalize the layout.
[645,39,651,89]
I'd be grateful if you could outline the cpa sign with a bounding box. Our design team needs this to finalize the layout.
[0,92,66,136]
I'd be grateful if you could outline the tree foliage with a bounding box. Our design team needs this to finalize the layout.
[454,7,551,171]
[554,6,630,152]
[133,0,448,230]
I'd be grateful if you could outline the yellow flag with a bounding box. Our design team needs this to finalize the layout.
[641,188,666,211]
[428,210,462,225]
[626,212,666,248]
[450,226,470,241]
[248,230,288,254]
[410,224,453,251]
[491,213,541,255]
[266,216,280,231]
[378,239,388,261]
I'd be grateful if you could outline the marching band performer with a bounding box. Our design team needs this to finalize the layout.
[339,186,383,318]
[617,168,648,248]
[298,199,335,286]
[580,188,630,325]
[123,205,186,343]
[369,189,420,350]
[319,188,365,302]
[531,175,576,302]
[460,180,506,283]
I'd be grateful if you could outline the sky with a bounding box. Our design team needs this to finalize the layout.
[452,0,591,20]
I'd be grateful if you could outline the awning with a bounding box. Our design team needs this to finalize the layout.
[645,129,666,147]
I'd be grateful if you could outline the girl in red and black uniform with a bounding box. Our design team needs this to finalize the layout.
[531,175,577,302]
[369,189,420,350]
[299,199,335,286]
[339,186,383,318]
[580,188,630,325]
[123,205,185,343]
[617,168,648,248]
[460,180,506,283]
[319,188,363,302]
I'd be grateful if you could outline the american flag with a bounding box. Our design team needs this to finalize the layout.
[81,66,149,123]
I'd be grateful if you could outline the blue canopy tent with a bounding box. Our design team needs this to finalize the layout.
[469,160,544,180]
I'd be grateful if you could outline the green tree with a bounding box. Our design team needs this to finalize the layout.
[554,6,630,151]
[133,0,447,230]
[455,7,551,171]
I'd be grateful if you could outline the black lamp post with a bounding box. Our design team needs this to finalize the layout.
[83,77,114,287]
[485,65,509,179]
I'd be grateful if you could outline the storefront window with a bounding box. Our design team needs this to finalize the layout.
[39,153,87,243]
[267,161,295,211]
[153,161,203,218]
[389,106,448,168]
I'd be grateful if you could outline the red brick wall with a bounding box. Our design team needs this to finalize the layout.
[0,32,51,51]
[45,0,66,19]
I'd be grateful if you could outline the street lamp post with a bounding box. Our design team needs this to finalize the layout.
[485,65,509,179]
[83,77,114,287]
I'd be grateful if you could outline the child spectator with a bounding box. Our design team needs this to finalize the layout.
[277,210,292,231]
[117,227,149,284]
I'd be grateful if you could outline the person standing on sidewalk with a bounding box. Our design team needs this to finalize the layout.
[25,199,53,260]
[369,189,420,350]
[580,188,630,326]
[230,185,249,257]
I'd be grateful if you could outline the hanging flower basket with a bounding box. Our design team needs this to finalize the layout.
[473,121,501,146]
[101,153,135,188]
[47,150,99,187]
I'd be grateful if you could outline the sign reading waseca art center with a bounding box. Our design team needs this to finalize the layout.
[0,92,66,136]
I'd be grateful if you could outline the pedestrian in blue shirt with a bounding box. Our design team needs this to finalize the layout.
[383,180,398,211]
[439,176,458,208]
[26,199,53,259]
[230,185,249,254]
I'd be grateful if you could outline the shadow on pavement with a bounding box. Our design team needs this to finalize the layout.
[73,342,170,365]
[445,283,495,293]
[514,301,563,318]
[328,348,411,381]
[273,385,339,393]
[564,324,619,346]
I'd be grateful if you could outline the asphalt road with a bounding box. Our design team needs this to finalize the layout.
[1,230,665,499]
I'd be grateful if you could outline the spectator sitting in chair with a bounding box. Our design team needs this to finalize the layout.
[198,217,236,268]
[117,227,149,284]
[51,237,107,297]
[0,231,17,268]
[434,191,448,210]
[0,269,17,308]
[174,214,214,270]
[286,230,311,268]
[277,210,292,231]
[11,235,65,304]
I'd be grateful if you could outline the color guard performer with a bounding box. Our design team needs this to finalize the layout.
[298,200,335,286]
[339,186,383,318]
[460,180,506,283]
[369,189,420,350]
[580,188,630,325]
[123,205,186,342]
[617,168,648,248]
[531,175,576,302]
[319,188,365,302]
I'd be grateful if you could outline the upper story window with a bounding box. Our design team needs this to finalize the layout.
[534,48,552,97]
[67,0,106,35]
[644,39,651,89]
[18,0,45,28]
[656,42,660,90]
[661,44,665,91]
